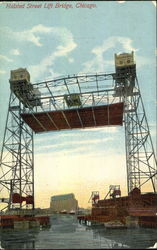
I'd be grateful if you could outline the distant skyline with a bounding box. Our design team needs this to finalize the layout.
[0,1,156,208]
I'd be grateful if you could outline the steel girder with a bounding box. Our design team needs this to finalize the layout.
[124,77,157,193]
[0,92,34,212]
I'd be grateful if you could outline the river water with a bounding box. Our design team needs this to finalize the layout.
[0,214,156,249]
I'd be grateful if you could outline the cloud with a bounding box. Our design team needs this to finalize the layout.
[1,24,77,50]
[36,136,114,153]
[10,49,20,56]
[81,35,154,73]
[0,24,77,80]
[81,36,138,73]
[34,126,119,145]
[58,127,118,136]
[0,54,13,62]
[92,37,137,55]
[0,70,6,75]
[6,24,53,47]
[27,26,77,80]
[34,129,123,157]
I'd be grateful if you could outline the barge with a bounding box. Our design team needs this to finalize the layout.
[0,214,50,229]
[78,187,157,228]
[0,209,50,230]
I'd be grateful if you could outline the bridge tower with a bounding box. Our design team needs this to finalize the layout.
[114,52,157,193]
[0,68,40,211]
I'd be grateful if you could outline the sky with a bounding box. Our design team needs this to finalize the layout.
[0,1,156,209]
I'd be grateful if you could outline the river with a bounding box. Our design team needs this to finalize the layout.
[0,214,156,249]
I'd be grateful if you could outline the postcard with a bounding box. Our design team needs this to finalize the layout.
[0,1,156,249]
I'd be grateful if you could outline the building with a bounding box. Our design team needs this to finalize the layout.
[50,193,78,213]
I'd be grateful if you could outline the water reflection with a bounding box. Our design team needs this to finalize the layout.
[50,214,76,233]
[91,226,157,249]
[0,215,156,249]
[0,228,39,249]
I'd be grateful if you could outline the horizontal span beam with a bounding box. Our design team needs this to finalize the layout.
[32,73,115,87]
[21,102,124,133]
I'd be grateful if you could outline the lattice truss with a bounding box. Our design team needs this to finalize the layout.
[124,78,157,193]
[29,74,117,112]
[0,93,34,211]
[20,74,125,132]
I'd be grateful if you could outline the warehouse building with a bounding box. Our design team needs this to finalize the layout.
[50,193,78,214]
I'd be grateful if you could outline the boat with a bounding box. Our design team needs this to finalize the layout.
[69,210,76,215]
[60,210,67,214]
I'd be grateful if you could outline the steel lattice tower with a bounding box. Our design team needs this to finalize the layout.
[0,87,34,212]
[114,51,157,193]
[116,76,157,193]
[124,77,157,193]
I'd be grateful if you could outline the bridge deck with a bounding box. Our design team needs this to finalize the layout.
[21,102,124,133]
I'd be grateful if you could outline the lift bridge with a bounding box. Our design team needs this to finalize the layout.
[0,52,157,212]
